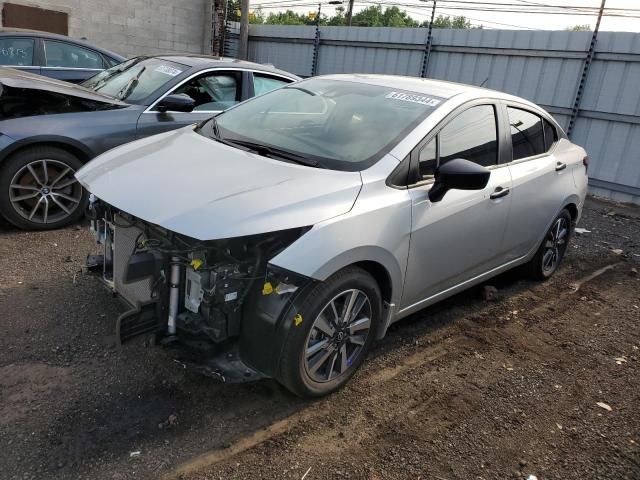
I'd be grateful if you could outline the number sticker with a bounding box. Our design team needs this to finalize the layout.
[385,91,441,107]
[154,65,183,77]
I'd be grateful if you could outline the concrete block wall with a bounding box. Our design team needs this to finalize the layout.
[0,0,212,58]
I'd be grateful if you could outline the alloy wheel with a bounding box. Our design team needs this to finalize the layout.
[9,159,82,225]
[542,216,569,275]
[304,289,372,383]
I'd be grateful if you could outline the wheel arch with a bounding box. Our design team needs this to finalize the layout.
[0,136,94,165]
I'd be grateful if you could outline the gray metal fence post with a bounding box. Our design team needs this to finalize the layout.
[567,0,606,137]
[420,0,437,78]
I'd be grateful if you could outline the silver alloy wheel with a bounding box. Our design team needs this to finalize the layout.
[9,159,82,225]
[304,289,372,383]
[542,216,569,275]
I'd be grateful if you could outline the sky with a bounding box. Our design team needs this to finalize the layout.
[250,0,640,32]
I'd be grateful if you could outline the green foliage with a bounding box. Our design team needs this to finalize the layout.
[227,2,476,29]
[567,24,592,31]
[430,15,474,29]
[351,6,419,28]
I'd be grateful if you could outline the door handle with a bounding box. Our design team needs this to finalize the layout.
[555,162,567,172]
[490,186,510,200]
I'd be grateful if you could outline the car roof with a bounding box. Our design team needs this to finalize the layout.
[318,73,536,106]
[0,27,125,61]
[152,54,300,79]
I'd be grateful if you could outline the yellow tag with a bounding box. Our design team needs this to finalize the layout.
[294,314,303,326]
[262,282,273,295]
[191,259,203,270]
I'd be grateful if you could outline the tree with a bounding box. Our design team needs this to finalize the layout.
[351,5,418,28]
[428,15,474,29]
[264,10,308,25]
[567,24,591,31]
[250,7,265,24]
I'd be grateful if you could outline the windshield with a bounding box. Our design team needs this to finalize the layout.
[202,78,443,171]
[81,57,187,103]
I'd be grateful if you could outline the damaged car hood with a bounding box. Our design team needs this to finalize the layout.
[76,127,363,240]
[0,67,127,105]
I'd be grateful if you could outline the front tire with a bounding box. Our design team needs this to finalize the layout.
[277,267,381,398]
[525,208,573,280]
[0,146,87,230]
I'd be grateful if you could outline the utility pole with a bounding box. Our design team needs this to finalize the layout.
[346,0,354,26]
[238,0,250,60]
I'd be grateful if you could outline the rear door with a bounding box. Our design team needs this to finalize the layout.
[41,39,106,82]
[136,69,249,138]
[402,103,513,309]
[0,36,40,76]
[500,104,572,260]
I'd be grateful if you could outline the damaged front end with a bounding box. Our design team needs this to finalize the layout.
[86,196,313,382]
[0,68,127,120]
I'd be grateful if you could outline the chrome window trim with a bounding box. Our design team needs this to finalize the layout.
[40,66,103,71]
[143,67,296,114]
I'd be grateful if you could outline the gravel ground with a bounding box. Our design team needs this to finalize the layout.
[0,196,638,480]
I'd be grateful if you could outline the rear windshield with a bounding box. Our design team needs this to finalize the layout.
[81,57,187,104]
[202,78,444,171]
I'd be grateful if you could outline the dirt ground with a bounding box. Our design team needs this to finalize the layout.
[0,196,638,480]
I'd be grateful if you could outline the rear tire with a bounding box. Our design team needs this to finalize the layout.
[525,209,573,280]
[277,267,381,398]
[0,146,87,230]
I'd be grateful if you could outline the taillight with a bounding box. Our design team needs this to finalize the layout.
[582,155,589,173]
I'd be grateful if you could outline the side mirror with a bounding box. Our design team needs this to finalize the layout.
[156,94,195,113]
[429,158,490,202]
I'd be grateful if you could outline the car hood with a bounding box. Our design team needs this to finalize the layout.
[0,67,127,105]
[76,127,363,240]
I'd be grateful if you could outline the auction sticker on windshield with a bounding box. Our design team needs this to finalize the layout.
[385,92,441,107]
[154,65,183,77]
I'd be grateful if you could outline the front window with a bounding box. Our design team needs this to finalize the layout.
[81,57,187,103]
[43,40,104,69]
[203,78,443,171]
[171,72,240,111]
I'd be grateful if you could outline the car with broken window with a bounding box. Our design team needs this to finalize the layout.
[0,56,299,230]
[77,74,589,397]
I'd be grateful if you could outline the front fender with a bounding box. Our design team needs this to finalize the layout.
[0,134,94,163]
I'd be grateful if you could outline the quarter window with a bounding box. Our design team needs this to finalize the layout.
[439,105,498,167]
[172,72,241,111]
[0,38,34,66]
[418,138,437,178]
[44,40,104,69]
[254,74,289,96]
[508,107,545,161]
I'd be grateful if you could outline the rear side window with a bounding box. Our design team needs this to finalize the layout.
[254,74,290,96]
[44,40,104,69]
[543,119,557,151]
[508,107,545,161]
[0,38,34,66]
[439,105,498,167]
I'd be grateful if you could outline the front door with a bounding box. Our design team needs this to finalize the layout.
[136,70,246,138]
[402,104,513,309]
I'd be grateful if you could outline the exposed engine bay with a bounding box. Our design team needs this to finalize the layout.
[0,84,120,120]
[86,196,312,381]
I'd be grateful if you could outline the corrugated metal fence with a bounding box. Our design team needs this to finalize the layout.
[226,24,640,204]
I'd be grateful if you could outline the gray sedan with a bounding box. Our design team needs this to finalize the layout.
[78,75,589,397]
[0,56,299,230]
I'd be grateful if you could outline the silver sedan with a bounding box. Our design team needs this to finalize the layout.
[77,74,589,397]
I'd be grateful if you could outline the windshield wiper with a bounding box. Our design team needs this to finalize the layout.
[227,139,322,168]
[117,66,146,101]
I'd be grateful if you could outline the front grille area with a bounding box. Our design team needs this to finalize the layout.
[113,216,153,306]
